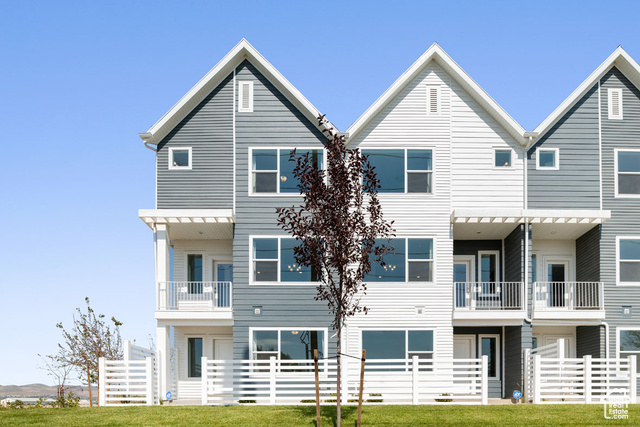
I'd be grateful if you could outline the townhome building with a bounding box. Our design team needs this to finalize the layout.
[135,40,640,403]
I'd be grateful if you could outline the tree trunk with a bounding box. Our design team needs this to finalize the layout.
[87,366,93,407]
[336,317,341,427]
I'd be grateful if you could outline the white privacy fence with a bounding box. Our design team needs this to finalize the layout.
[157,281,232,311]
[201,356,488,405]
[524,339,637,404]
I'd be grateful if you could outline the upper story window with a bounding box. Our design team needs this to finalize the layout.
[608,88,623,120]
[251,237,319,283]
[251,148,324,194]
[362,149,433,193]
[615,149,640,197]
[494,148,512,168]
[364,238,433,282]
[426,85,440,114]
[618,237,640,285]
[536,147,559,170]
[238,80,254,112]
[168,147,192,170]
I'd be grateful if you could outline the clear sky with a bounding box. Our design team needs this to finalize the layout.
[1,0,640,386]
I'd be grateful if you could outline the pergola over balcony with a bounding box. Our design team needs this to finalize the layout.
[139,209,234,240]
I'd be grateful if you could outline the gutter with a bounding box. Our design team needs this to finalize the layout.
[139,132,158,152]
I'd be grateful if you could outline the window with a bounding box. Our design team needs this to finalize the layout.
[251,148,324,194]
[536,147,559,170]
[608,88,623,120]
[251,237,319,283]
[362,149,433,193]
[615,150,640,196]
[187,254,203,294]
[531,254,537,283]
[362,330,434,369]
[618,237,640,285]
[238,80,253,112]
[619,329,640,372]
[168,147,192,170]
[494,149,512,167]
[251,329,326,361]
[478,251,499,294]
[188,337,202,378]
[426,85,440,114]
[365,238,433,282]
[480,335,499,378]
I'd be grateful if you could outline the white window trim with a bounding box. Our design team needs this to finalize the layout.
[478,334,500,379]
[614,148,640,198]
[477,250,500,283]
[249,327,329,366]
[616,236,640,286]
[492,148,514,169]
[238,80,254,113]
[248,147,326,197]
[360,328,437,362]
[536,147,560,170]
[360,147,435,195]
[608,88,623,120]
[617,326,640,362]
[365,236,436,283]
[168,147,192,170]
[426,85,441,115]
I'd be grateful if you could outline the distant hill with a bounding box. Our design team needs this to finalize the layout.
[0,384,90,399]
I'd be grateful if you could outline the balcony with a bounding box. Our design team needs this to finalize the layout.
[155,281,233,321]
[533,282,605,320]
[453,282,526,321]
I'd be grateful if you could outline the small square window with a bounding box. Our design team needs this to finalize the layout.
[168,147,192,170]
[536,147,559,170]
[494,149,512,167]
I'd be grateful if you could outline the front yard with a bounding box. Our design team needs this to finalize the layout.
[0,404,635,426]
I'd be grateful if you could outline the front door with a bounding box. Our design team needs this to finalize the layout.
[453,335,475,359]
[546,260,568,307]
[454,256,474,308]
[214,339,234,394]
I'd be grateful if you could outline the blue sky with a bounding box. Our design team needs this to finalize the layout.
[1,0,640,385]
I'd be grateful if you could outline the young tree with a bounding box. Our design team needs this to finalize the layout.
[55,297,123,406]
[38,352,73,406]
[276,115,395,426]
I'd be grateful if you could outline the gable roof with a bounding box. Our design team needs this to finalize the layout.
[139,39,336,146]
[345,43,527,145]
[533,47,640,142]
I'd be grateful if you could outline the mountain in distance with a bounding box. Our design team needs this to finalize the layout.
[0,384,91,399]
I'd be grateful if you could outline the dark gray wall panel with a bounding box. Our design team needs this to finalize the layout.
[576,225,600,282]
[504,225,523,283]
[157,73,234,209]
[576,325,605,358]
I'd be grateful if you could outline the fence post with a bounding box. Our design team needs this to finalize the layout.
[584,355,592,404]
[146,357,154,406]
[481,355,488,405]
[124,340,131,361]
[201,356,208,406]
[523,349,530,403]
[629,355,637,404]
[412,356,419,405]
[98,357,106,406]
[557,338,565,359]
[533,354,541,404]
[270,356,277,404]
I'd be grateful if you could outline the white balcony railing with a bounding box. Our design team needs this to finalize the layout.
[534,282,603,311]
[454,282,524,310]
[157,281,232,311]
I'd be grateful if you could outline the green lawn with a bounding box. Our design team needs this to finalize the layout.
[0,404,635,426]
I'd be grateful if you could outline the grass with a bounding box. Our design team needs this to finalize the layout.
[0,404,635,426]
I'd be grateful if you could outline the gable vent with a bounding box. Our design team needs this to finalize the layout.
[427,86,440,114]
[608,88,622,120]
[238,80,254,112]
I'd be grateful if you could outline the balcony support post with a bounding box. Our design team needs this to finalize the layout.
[156,324,170,401]
[155,224,171,310]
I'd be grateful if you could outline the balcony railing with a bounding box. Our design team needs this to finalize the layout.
[157,281,232,311]
[454,282,524,310]
[534,282,603,311]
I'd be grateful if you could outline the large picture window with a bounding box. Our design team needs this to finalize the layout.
[618,237,640,285]
[362,330,434,370]
[362,149,433,193]
[616,150,640,196]
[365,238,434,282]
[619,329,640,373]
[252,237,319,283]
[251,329,326,361]
[251,148,324,194]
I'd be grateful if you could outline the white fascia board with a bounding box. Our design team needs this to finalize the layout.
[346,43,527,146]
[140,39,337,145]
[451,208,611,222]
[532,47,640,143]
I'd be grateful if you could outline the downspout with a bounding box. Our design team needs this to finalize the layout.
[523,135,534,324]
[601,321,610,359]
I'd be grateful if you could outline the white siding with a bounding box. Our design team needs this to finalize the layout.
[172,240,233,281]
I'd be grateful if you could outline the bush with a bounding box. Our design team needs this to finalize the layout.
[9,400,25,409]
[435,393,453,403]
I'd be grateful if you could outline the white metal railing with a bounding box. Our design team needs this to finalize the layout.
[201,356,488,405]
[156,281,232,311]
[454,282,524,310]
[534,282,603,311]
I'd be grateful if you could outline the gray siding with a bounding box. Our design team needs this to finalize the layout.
[156,73,234,209]
[576,325,605,358]
[504,225,523,283]
[232,60,334,360]
[576,225,600,282]
[504,323,532,398]
[527,85,600,209]
[599,68,640,387]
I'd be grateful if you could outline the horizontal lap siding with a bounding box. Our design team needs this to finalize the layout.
[599,69,640,373]
[528,85,600,209]
[505,226,524,283]
[157,73,234,209]
[576,325,604,358]
[233,60,334,360]
[576,225,600,282]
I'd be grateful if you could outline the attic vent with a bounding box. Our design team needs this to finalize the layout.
[608,88,622,120]
[426,86,440,114]
[238,80,254,112]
